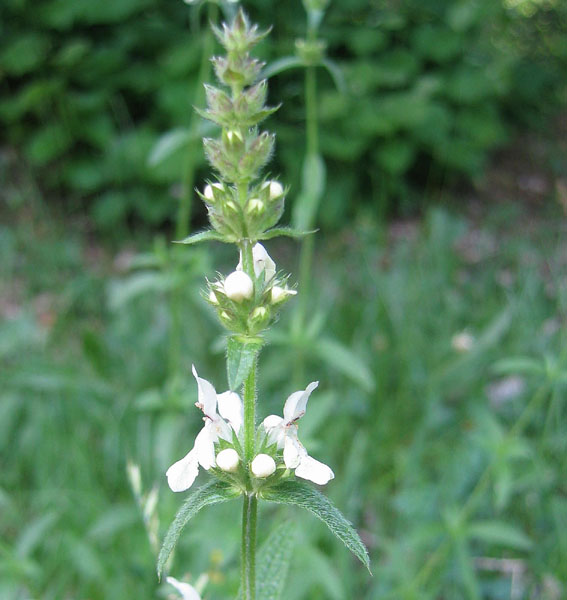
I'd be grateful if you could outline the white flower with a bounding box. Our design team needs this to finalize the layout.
[224,271,254,302]
[262,382,334,486]
[262,180,284,200]
[237,243,276,282]
[251,453,276,478]
[166,366,243,492]
[166,576,201,600]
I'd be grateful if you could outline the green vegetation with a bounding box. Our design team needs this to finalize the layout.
[2,196,565,598]
[1,0,565,228]
[1,0,566,598]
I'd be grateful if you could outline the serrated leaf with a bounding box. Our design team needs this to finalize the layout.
[313,337,375,392]
[468,520,532,551]
[157,481,239,578]
[227,336,263,391]
[262,480,371,573]
[258,227,317,241]
[174,230,227,245]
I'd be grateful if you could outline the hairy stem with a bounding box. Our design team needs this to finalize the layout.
[241,492,258,600]
[243,356,257,463]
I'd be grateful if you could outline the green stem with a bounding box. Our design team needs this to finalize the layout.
[243,357,257,463]
[241,492,258,600]
[176,3,218,240]
[241,346,258,599]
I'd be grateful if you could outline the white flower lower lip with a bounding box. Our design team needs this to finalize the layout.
[262,381,334,485]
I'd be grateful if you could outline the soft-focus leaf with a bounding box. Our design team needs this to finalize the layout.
[292,153,326,232]
[468,520,532,551]
[252,521,297,600]
[313,337,375,392]
[262,480,370,572]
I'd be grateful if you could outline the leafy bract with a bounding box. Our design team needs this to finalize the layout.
[174,230,227,245]
[227,336,263,391]
[157,481,239,578]
[262,480,371,573]
[258,227,317,241]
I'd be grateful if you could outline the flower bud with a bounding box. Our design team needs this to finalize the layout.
[208,290,219,304]
[266,180,284,200]
[247,198,264,215]
[224,271,254,302]
[271,285,297,304]
[204,182,224,202]
[216,448,240,472]
[251,453,276,478]
[226,130,244,144]
[248,306,270,331]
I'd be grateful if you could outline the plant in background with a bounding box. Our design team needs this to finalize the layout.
[157,10,369,599]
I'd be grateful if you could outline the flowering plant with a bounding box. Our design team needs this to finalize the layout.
[157,10,369,599]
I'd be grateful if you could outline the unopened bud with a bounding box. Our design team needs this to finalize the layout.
[224,271,254,302]
[225,200,239,213]
[251,453,276,478]
[227,130,243,143]
[216,448,240,472]
[269,181,284,200]
[209,290,219,304]
[247,198,264,215]
[249,306,269,326]
[204,182,224,201]
[271,285,297,304]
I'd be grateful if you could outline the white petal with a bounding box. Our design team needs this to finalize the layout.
[283,381,319,423]
[252,243,276,281]
[262,415,285,446]
[166,576,201,600]
[295,455,335,485]
[283,433,302,469]
[217,391,243,433]
[192,365,218,417]
[166,449,199,492]
[194,424,216,470]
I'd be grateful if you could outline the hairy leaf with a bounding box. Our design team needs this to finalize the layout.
[262,480,371,573]
[174,230,227,245]
[258,227,317,241]
[227,336,263,391]
[157,481,239,578]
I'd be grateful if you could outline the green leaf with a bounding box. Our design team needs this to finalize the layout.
[261,56,304,80]
[174,230,227,245]
[468,520,532,551]
[262,480,371,573]
[251,521,298,600]
[157,481,239,578]
[147,129,191,167]
[491,356,544,376]
[313,337,375,392]
[227,336,263,391]
[321,59,346,94]
[292,153,326,231]
[258,227,317,241]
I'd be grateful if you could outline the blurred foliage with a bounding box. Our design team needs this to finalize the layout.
[1,0,566,229]
[1,196,566,598]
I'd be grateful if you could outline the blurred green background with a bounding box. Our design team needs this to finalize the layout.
[1,0,567,598]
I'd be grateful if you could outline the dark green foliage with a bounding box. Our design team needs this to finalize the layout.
[1,0,565,228]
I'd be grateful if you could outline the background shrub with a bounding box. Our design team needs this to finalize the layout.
[1,0,565,228]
